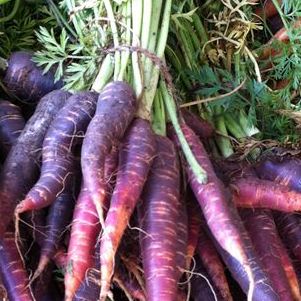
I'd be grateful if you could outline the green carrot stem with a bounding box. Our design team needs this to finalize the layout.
[215,115,234,158]
[117,1,131,81]
[139,0,172,119]
[161,79,208,184]
[131,0,143,97]
[46,0,77,39]
[165,45,191,89]
[64,0,84,40]
[103,0,120,80]
[238,110,260,137]
[92,54,114,92]
[143,0,163,85]
[224,113,247,139]
[0,0,20,23]
[152,88,166,136]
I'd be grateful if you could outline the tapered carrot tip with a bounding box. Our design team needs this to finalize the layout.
[99,242,114,300]
[65,274,80,301]
[32,255,50,281]
[15,197,35,214]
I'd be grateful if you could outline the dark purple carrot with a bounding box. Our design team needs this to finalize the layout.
[0,100,25,157]
[254,157,301,262]
[99,118,155,300]
[180,108,214,139]
[32,185,76,280]
[212,229,279,301]
[274,213,301,263]
[197,224,233,301]
[169,122,254,298]
[255,157,301,190]
[240,209,294,301]
[138,135,182,301]
[231,177,301,212]
[3,51,63,104]
[81,81,136,225]
[16,91,98,214]
[0,90,70,237]
[0,227,33,301]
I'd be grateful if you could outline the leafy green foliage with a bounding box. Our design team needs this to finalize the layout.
[32,0,114,91]
[0,2,56,57]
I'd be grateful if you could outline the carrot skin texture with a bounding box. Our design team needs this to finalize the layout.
[213,233,279,301]
[73,249,101,301]
[176,195,188,277]
[0,228,33,301]
[275,213,301,263]
[255,157,301,191]
[17,91,98,213]
[197,224,233,301]
[35,187,76,276]
[3,51,63,104]
[255,158,301,261]
[0,90,70,237]
[64,188,100,301]
[138,135,181,301]
[169,123,252,282]
[231,177,301,211]
[240,209,295,301]
[272,218,301,301]
[180,108,214,139]
[0,100,25,157]
[81,81,136,221]
[65,147,119,301]
[99,118,155,300]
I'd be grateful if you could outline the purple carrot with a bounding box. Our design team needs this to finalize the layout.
[231,177,301,212]
[81,81,136,225]
[169,122,254,298]
[0,100,25,157]
[0,90,70,237]
[33,185,76,279]
[16,91,98,213]
[0,227,34,301]
[274,213,301,262]
[255,157,301,262]
[65,148,118,301]
[197,223,233,301]
[99,118,155,300]
[138,135,182,301]
[3,51,63,104]
[255,157,301,190]
[190,255,220,301]
[240,209,294,301]
[72,246,101,301]
[180,108,214,139]
[212,230,279,301]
